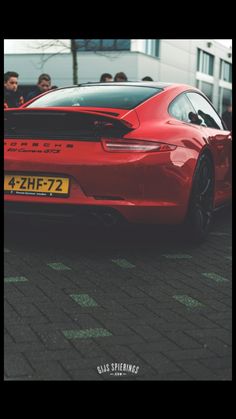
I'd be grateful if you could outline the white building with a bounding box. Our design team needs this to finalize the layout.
[4,39,232,114]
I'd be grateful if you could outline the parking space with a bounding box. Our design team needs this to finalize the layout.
[4,206,232,380]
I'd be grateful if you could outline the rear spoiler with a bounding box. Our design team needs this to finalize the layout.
[4,107,140,140]
[5,106,140,129]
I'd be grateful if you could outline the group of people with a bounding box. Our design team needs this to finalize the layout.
[4,71,55,109]
[4,70,232,131]
[99,72,153,82]
[4,70,154,109]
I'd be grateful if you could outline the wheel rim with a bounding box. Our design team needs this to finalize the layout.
[193,159,214,233]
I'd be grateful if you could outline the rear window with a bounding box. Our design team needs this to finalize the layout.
[26,85,162,109]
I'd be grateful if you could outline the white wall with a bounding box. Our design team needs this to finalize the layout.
[4,39,232,112]
[4,51,142,86]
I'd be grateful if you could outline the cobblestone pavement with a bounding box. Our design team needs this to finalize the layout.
[4,206,232,380]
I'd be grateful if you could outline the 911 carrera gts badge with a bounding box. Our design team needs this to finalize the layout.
[4,141,74,153]
[6,148,62,153]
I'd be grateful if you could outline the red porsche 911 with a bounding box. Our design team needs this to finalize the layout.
[4,82,232,242]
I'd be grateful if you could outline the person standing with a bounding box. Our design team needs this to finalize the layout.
[4,71,24,108]
[100,73,113,82]
[114,72,128,82]
[142,76,153,81]
[26,73,52,101]
[222,103,232,131]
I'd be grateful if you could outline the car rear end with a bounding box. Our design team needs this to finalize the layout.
[4,84,195,226]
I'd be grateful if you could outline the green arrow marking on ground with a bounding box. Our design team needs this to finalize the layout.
[111,258,136,268]
[70,294,98,307]
[4,276,28,283]
[163,254,192,259]
[47,262,71,271]
[4,248,10,253]
[173,295,203,308]
[62,328,112,339]
[202,272,229,283]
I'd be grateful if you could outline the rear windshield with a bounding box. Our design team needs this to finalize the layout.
[26,85,162,110]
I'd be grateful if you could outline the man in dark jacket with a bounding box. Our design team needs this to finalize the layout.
[26,73,51,102]
[222,103,232,131]
[4,71,24,108]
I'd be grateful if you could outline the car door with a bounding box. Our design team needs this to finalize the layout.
[186,92,232,207]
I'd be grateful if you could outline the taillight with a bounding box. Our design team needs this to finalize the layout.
[102,138,177,152]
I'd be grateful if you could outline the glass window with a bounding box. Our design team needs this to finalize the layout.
[86,40,101,50]
[200,81,213,102]
[169,93,198,123]
[197,49,214,75]
[27,85,162,110]
[218,87,232,116]
[197,49,201,71]
[116,39,130,50]
[186,92,224,130]
[145,40,151,55]
[219,59,223,79]
[75,39,130,51]
[220,60,232,82]
[223,61,232,82]
[75,39,85,50]
[76,39,101,50]
[203,53,209,74]
[102,39,115,49]
[155,40,160,57]
[145,40,160,57]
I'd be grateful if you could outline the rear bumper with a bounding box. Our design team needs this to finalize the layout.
[4,200,184,225]
[4,202,128,227]
[4,145,199,225]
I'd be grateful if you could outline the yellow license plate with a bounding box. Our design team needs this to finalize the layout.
[4,175,70,197]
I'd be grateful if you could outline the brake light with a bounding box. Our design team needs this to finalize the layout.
[102,138,176,152]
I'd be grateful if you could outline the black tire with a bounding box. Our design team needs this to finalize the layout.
[185,152,214,243]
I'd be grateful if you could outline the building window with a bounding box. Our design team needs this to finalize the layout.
[196,80,214,102]
[218,87,232,116]
[145,40,160,57]
[116,40,131,50]
[197,49,214,75]
[155,40,160,57]
[201,81,213,102]
[102,39,115,49]
[75,39,131,51]
[220,60,232,83]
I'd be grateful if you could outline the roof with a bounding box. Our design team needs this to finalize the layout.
[79,82,174,89]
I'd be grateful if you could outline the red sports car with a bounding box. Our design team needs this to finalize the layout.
[4,82,232,241]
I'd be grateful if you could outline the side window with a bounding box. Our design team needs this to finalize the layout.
[169,94,199,124]
[186,92,224,130]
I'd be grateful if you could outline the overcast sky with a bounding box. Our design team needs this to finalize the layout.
[4,39,232,53]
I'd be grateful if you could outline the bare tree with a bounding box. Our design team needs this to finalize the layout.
[29,39,125,84]
[29,39,82,84]
[70,39,78,84]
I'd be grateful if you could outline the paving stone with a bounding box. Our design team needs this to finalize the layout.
[4,207,232,380]
[5,353,34,377]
